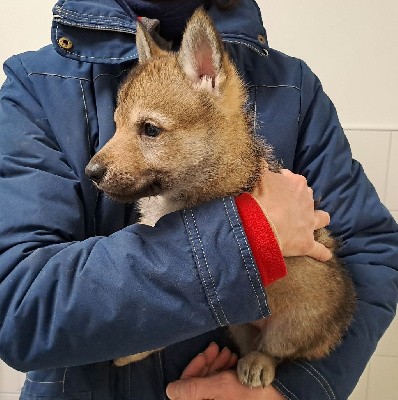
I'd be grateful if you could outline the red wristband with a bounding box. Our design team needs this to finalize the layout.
[235,193,287,286]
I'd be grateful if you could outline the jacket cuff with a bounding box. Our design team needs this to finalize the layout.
[235,193,287,286]
[182,196,271,324]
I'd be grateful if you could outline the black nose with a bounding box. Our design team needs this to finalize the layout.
[85,162,107,183]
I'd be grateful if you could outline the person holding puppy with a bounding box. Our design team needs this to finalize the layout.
[0,1,397,400]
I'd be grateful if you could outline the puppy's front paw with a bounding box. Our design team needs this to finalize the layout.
[237,351,276,388]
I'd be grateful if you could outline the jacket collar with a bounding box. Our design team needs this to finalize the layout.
[51,0,269,64]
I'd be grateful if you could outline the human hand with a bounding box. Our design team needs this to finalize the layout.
[252,168,332,262]
[180,342,238,379]
[166,343,285,400]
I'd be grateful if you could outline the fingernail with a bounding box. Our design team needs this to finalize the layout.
[209,342,219,350]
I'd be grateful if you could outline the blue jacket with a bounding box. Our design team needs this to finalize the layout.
[0,0,397,399]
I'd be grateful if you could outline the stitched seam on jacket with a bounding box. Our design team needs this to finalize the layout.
[157,352,167,400]
[26,367,68,385]
[223,39,267,57]
[55,5,131,24]
[302,362,336,400]
[25,378,63,384]
[60,51,135,61]
[62,367,68,393]
[79,81,91,152]
[222,198,267,317]
[293,362,334,400]
[56,6,265,44]
[189,209,230,325]
[253,85,258,134]
[55,24,135,61]
[182,209,222,326]
[93,70,130,83]
[27,71,129,83]
[57,19,136,35]
[297,61,304,128]
[224,197,268,316]
[79,79,98,235]
[255,84,301,91]
[298,61,304,126]
[28,72,91,81]
[229,197,270,314]
[273,379,297,400]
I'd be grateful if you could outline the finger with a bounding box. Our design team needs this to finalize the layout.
[226,353,238,369]
[208,347,232,373]
[307,241,333,262]
[166,377,215,400]
[202,342,220,365]
[180,353,207,379]
[280,168,293,177]
[181,342,220,378]
[314,210,331,230]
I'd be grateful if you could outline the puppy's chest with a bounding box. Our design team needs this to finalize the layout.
[138,196,184,226]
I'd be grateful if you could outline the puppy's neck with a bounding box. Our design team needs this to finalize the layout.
[137,194,185,226]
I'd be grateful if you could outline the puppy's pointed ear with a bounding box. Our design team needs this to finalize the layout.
[178,8,225,92]
[136,20,165,63]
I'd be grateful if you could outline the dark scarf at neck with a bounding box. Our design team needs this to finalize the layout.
[115,0,209,42]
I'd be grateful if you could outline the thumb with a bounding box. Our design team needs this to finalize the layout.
[307,241,333,262]
[166,377,214,400]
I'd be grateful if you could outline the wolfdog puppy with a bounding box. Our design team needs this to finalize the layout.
[85,8,356,387]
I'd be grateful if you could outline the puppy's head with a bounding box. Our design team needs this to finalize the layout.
[86,9,255,203]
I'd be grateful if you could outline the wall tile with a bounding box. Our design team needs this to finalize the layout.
[0,0,55,84]
[390,211,398,223]
[344,130,391,203]
[348,365,369,400]
[0,362,24,393]
[386,132,398,211]
[367,356,398,400]
[375,317,398,357]
[263,1,398,127]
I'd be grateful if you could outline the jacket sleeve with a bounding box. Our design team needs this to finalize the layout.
[272,61,398,400]
[0,56,272,372]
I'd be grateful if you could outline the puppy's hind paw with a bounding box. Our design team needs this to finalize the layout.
[237,351,277,388]
[114,350,156,366]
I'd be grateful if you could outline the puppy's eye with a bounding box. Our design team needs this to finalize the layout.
[141,122,161,138]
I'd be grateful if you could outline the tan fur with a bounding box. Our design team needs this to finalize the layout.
[86,9,356,385]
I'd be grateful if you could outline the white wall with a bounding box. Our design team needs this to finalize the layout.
[0,1,397,399]
[261,0,398,130]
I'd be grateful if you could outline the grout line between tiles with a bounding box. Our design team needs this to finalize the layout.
[371,354,398,359]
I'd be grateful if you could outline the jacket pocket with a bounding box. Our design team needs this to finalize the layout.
[20,392,91,400]
[21,369,92,400]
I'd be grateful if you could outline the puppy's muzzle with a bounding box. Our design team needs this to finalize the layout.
[85,161,107,184]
